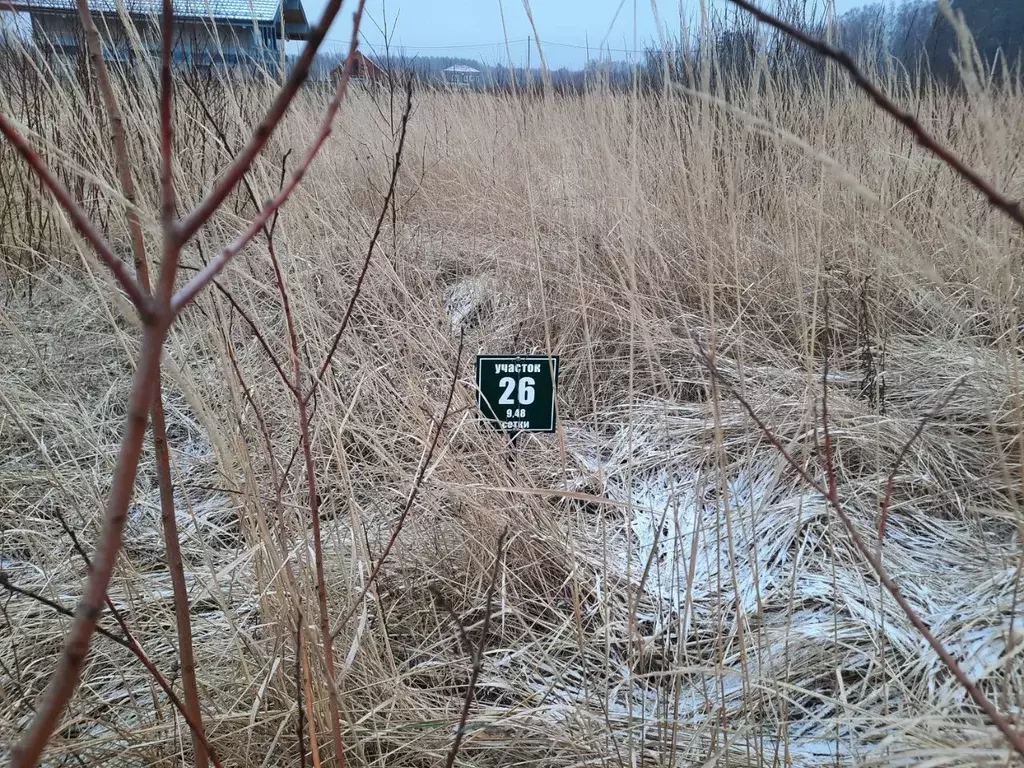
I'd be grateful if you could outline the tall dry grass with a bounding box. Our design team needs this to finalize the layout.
[3,30,1024,767]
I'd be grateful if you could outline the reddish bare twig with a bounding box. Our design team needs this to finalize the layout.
[178,262,297,396]
[304,77,414,409]
[3,574,222,767]
[0,575,130,650]
[170,8,365,314]
[155,0,179,305]
[149,381,211,768]
[697,347,1024,758]
[75,3,209,762]
[8,515,223,768]
[441,527,508,768]
[727,0,1024,231]
[0,112,151,315]
[331,330,466,639]
[108,601,222,768]
[265,164,347,764]
[11,320,167,768]
[173,82,300,395]
[296,609,306,768]
[877,380,965,547]
[0,400,219,763]
[74,0,148,282]
[174,0,365,246]
[7,0,366,760]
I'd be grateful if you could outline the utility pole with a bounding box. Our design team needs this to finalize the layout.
[527,35,531,77]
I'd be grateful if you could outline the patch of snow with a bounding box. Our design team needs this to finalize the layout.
[444,274,498,335]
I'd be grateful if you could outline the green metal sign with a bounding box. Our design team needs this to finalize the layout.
[476,355,559,433]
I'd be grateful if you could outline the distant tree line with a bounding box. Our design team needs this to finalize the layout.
[827,0,1024,78]
[638,0,1024,92]
[303,0,1023,95]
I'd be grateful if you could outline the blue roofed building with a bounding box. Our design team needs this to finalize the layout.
[2,0,309,66]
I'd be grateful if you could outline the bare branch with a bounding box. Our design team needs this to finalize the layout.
[305,77,414,408]
[155,0,179,305]
[149,378,211,768]
[697,346,1024,759]
[1,561,222,767]
[8,5,369,765]
[296,610,306,768]
[443,528,508,768]
[726,0,1024,231]
[331,330,466,639]
[266,191,348,765]
[170,6,366,314]
[174,0,367,247]
[74,0,150,285]
[877,380,965,547]
[0,404,218,764]
[12,322,168,768]
[0,112,152,316]
[74,2,209,763]
[0,574,130,650]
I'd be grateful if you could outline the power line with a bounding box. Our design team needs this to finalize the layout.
[322,37,528,50]
[545,40,647,55]
[320,37,649,56]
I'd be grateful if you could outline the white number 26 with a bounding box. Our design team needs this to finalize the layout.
[498,376,536,405]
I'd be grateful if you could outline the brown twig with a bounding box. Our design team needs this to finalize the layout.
[270,148,292,237]
[149,371,211,766]
[0,406,220,764]
[221,316,284,492]
[441,527,508,768]
[304,76,414,409]
[73,3,209,763]
[697,346,1024,758]
[0,617,90,768]
[6,3,366,762]
[73,0,148,283]
[11,321,167,768]
[0,574,129,650]
[726,0,1024,231]
[170,8,365,314]
[0,571,217,761]
[2,557,223,767]
[178,262,297,396]
[0,112,151,316]
[174,76,300,394]
[298,628,322,768]
[716,5,1024,746]
[174,0,365,246]
[877,380,965,547]
[296,609,306,768]
[155,0,179,307]
[331,329,466,639]
[265,159,347,766]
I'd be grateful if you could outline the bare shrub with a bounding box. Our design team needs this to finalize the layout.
[3,1,1024,766]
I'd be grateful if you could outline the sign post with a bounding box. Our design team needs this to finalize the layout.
[476,355,559,434]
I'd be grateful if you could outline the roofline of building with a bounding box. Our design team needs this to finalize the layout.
[4,4,269,21]
[1,0,309,33]
[337,50,387,74]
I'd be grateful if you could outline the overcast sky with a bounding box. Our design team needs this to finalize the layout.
[310,0,872,68]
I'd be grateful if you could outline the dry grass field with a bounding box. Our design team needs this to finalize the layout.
[3,24,1024,767]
